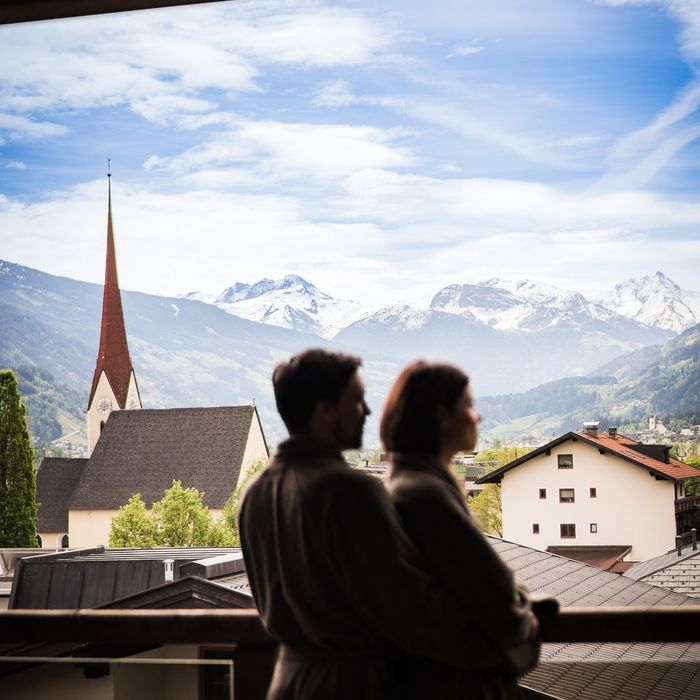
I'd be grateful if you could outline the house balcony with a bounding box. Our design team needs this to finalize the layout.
[1,607,700,700]
[675,494,700,514]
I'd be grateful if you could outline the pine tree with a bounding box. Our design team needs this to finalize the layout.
[0,370,39,546]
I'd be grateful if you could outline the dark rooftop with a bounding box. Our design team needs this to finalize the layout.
[36,457,88,532]
[68,406,261,509]
[9,547,247,610]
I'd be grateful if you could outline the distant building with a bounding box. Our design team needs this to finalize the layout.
[65,405,268,548]
[35,173,269,549]
[478,421,700,561]
[36,457,87,549]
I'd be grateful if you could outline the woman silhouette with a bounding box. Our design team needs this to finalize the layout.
[381,361,540,699]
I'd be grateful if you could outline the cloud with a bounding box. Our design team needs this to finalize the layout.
[0,159,26,169]
[146,118,416,182]
[447,44,484,58]
[3,174,700,308]
[0,112,69,142]
[597,2,700,188]
[0,2,395,135]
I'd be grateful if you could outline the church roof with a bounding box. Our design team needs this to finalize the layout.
[87,176,136,410]
[36,457,88,532]
[68,406,264,509]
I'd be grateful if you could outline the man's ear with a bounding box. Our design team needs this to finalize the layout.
[310,399,335,428]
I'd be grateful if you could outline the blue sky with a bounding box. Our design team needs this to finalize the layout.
[1,0,699,306]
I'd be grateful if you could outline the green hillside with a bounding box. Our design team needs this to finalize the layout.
[480,324,700,439]
[8,364,85,448]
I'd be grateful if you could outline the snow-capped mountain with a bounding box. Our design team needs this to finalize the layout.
[203,274,372,339]
[603,272,700,334]
[430,278,621,332]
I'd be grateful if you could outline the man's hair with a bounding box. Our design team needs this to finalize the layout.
[273,349,362,434]
[380,361,469,456]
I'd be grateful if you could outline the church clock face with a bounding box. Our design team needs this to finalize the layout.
[97,396,113,416]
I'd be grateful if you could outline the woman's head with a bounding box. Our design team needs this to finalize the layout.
[380,361,480,458]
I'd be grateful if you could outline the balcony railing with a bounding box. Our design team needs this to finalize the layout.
[675,494,700,514]
[2,607,700,699]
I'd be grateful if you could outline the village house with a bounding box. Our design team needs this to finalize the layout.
[478,421,700,562]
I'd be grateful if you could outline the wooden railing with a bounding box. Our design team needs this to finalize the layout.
[2,607,700,699]
[675,494,700,514]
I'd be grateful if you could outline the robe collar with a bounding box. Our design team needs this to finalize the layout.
[275,434,347,465]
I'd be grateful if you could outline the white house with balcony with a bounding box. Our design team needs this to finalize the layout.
[478,422,700,563]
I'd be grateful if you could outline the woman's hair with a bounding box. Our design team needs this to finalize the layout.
[380,361,469,455]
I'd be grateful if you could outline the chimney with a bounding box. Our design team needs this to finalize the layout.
[163,559,174,582]
[608,427,618,439]
[583,421,599,437]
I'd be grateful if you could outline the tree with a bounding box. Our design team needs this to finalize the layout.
[109,493,155,548]
[223,458,267,546]
[109,479,248,548]
[152,480,215,547]
[0,370,38,547]
[684,455,700,497]
[466,444,531,536]
[468,484,502,536]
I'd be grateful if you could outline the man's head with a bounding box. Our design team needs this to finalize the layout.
[272,349,370,450]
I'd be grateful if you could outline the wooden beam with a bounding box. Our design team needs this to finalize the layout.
[1,606,699,645]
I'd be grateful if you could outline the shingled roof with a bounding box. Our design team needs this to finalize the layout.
[36,458,88,532]
[489,537,700,700]
[479,430,700,484]
[624,543,700,599]
[68,406,264,509]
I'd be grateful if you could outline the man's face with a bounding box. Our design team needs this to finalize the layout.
[330,371,370,451]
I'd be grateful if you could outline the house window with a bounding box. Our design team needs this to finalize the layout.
[532,524,540,534]
[61,534,69,548]
[559,488,575,503]
[590,487,597,498]
[539,488,547,499]
[558,454,573,469]
[560,523,576,538]
[590,523,598,533]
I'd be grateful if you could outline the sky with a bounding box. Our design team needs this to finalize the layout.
[1,0,699,307]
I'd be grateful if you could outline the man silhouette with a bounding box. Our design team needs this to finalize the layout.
[239,349,506,699]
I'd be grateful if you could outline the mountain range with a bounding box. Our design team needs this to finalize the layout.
[2,259,698,445]
[187,270,700,339]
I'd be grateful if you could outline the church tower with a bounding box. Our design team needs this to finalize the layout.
[86,168,141,455]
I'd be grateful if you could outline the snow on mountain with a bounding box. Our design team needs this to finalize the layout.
[353,304,433,332]
[430,278,619,332]
[603,272,700,333]
[206,274,372,339]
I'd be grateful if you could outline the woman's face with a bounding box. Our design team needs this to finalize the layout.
[441,385,481,456]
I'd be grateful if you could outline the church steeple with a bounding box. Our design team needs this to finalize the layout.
[86,165,141,455]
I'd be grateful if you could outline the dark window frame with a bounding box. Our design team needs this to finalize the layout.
[558,454,574,469]
[590,487,597,498]
[590,523,598,533]
[560,523,576,538]
[539,488,547,499]
[559,488,575,503]
[532,523,540,534]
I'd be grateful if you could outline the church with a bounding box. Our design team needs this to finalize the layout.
[36,173,269,549]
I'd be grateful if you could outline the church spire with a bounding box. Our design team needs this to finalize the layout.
[87,165,141,454]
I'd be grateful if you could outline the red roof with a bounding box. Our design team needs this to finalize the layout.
[87,178,135,410]
[479,429,700,483]
[575,431,700,480]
